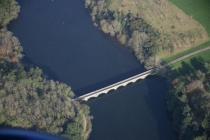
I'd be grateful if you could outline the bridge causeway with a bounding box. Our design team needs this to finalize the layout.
[75,69,155,101]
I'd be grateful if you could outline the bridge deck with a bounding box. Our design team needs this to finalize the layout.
[75,69,154,101]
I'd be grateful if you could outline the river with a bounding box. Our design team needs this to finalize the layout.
[9,0,175,139]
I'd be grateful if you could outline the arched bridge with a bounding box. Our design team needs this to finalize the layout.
[75,45,210,102]
[75,69,156,101]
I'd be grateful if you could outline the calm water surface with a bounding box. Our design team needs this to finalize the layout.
[9,0,175,139]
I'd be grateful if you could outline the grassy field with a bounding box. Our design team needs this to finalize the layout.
[165,0,210,66]
[106,0,209,61]
[170,0,210,34]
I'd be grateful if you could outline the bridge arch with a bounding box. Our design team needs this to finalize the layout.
[75,69,154,101]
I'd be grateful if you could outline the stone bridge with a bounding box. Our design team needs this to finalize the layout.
[75,69,155,101]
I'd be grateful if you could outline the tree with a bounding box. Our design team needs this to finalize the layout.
[0,0,20,27]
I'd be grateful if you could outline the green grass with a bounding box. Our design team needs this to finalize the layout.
[170,0,210,34]
[200,51,210,62]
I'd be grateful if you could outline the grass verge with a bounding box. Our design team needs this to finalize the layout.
[163,41,210,63]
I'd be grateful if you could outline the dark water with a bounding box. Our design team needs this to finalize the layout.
[0,129,62,140]
[9,0,175,139]
[88,77,175,140]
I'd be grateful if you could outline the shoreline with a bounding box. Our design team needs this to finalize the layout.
[0,1,92,139]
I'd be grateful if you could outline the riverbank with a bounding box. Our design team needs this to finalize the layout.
[85,0,210,140]
[85,0,209,69]
[0,1,92,140]
[161,0,210,139]
[166,58,210,140]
